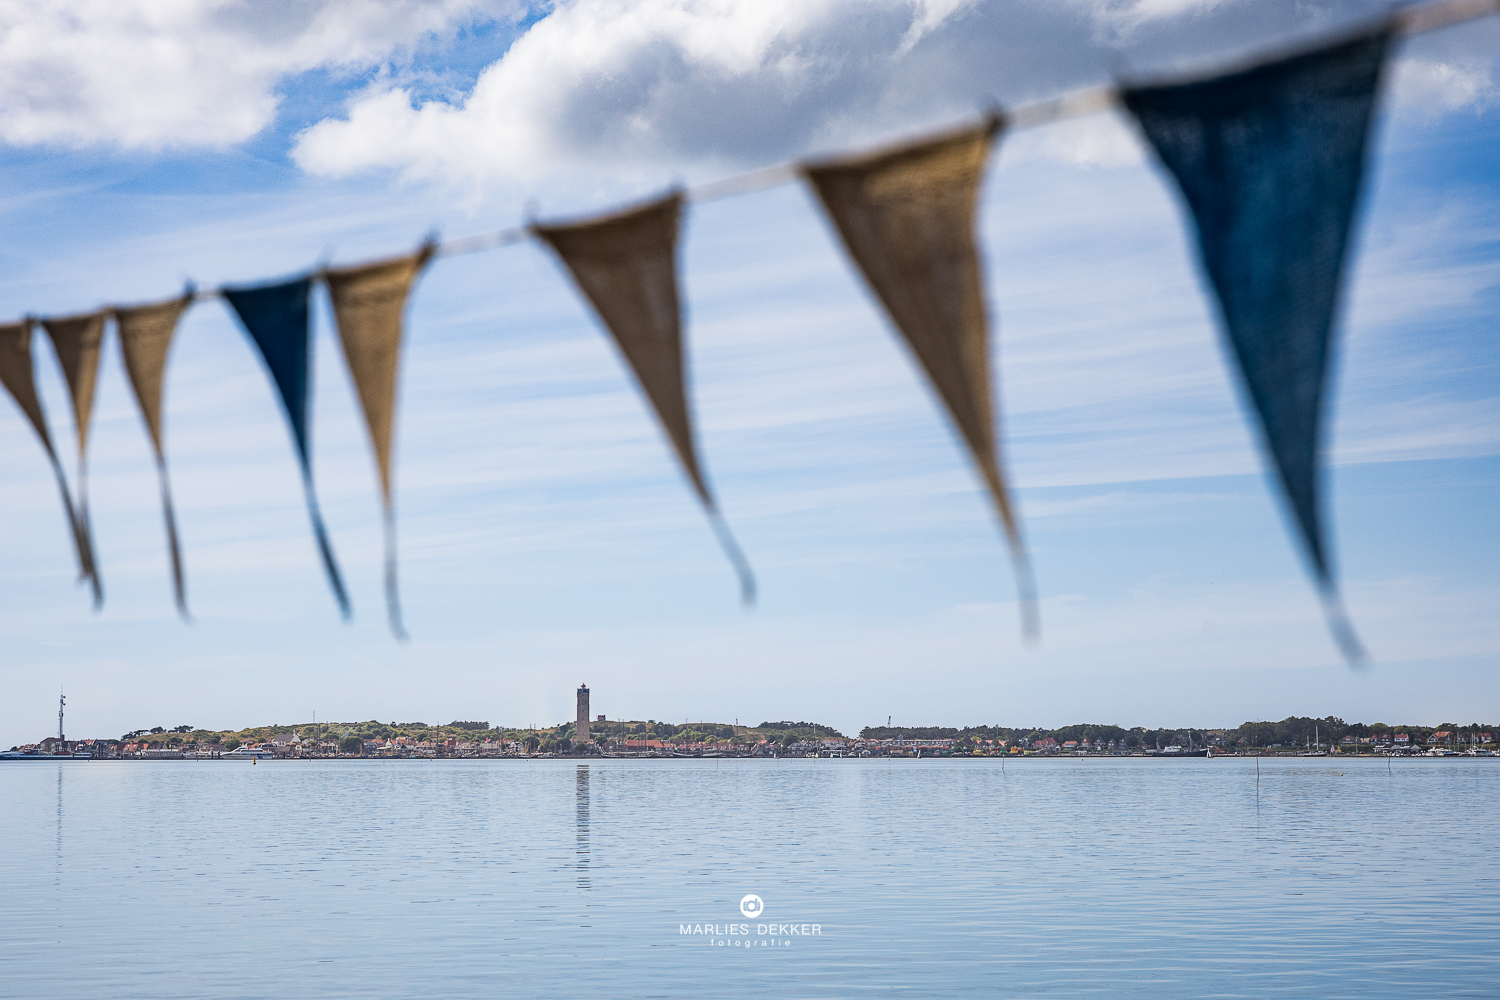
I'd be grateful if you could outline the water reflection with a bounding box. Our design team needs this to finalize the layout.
[55,765,63,882]
[575,764,590,890]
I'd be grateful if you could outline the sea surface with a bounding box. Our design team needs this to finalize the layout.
[2,756,1496,999]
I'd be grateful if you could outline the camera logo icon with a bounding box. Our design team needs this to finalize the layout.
[739,894,764,918]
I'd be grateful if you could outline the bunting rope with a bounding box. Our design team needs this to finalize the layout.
[0,0,1493,654]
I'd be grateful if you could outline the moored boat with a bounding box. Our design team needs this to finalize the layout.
[0,748,94,760]
[1148,746,1210,757]
[221,745,278,760]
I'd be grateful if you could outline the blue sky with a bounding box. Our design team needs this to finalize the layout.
[1,0,1497,746]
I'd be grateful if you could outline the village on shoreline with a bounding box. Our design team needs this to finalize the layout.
[10,702,1498,761]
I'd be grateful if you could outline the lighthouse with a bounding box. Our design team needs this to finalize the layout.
[576,684,590,748]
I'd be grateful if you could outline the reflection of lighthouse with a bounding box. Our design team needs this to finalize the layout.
[576,684,590,748]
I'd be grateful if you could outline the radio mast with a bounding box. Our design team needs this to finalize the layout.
[58,689,66,742]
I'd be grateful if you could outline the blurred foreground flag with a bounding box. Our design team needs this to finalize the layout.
[222,276,350,621]
[40,311,108,607]
[325,245,434,640]
[0,320,97,594]
[115,292,194,619]
[1123,26,1391,662]
[534,193,755,605]
[803,117,1036,639]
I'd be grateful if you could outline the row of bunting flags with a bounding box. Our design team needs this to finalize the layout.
[0,14,1461,660]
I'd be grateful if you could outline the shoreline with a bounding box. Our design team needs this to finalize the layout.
[7,752,1495,763]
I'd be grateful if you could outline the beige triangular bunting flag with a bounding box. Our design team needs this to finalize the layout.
[0,320,99,599]
[533,191,755,604]
[41,312,107,456]
[40,311,108,606]
[803,117,1036,637]
[324,244,434,639]
[115,292,194,619]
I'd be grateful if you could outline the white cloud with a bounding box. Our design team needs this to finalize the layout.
[292,0,1500,188]
[1387,12,1500,116]
[1391,56,1496,115]
[295,0,993,185]
[1075,0,1239,42]
[2,0,1494,172]
[0,0,521,149]
[290,0,1163,185]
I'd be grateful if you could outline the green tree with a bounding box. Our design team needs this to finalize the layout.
[339,736,363,755]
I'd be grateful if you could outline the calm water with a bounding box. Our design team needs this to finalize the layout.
[2,757,1496,998]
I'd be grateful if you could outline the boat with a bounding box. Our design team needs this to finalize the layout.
[1148,746,1209,757]
[0,748,93,761]
[222,746,278,760]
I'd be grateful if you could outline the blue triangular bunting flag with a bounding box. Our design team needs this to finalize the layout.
[222,277,350,619]
[1123,26,1390,661]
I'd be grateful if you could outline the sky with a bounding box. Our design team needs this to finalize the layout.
[1,0,1497,747]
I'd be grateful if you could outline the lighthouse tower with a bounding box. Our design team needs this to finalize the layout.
[576,684,590,748]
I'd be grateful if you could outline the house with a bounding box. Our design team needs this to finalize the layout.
[1433,731,1453,744]
[271,732,300,746]
[1394,734,1410,744]
[1062,740,1079,749]
[1341,736,1357,745]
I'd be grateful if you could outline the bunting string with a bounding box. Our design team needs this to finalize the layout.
[0,0,1491,657]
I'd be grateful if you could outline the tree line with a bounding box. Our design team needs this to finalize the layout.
[860,717,1498,748]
